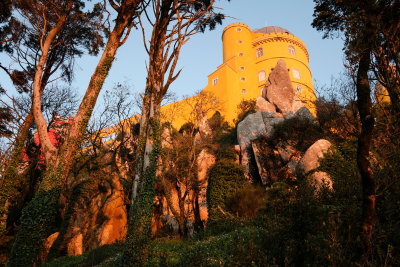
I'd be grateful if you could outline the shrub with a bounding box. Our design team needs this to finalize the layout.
[206,147,246,222]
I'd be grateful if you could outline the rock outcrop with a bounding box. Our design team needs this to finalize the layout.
[298,139,332,173]
[51,173,127,256]
[262,60,295,114]
[237,60,333,192]
[298,139,333,190]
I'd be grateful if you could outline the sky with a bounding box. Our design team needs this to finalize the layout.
[1,0,346,110]
[69,0,346,102]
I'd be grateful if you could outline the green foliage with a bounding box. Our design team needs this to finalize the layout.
[207,111,234,144]
[0,126,32,234]
[272,116,323,151]
[235,99,256,125]
[227,184,266,219]
[44,244,123,267]
[8,187,61,266]
[206,147,246,221]
[123,116,161,265]
[0,235,14,266]
[147,227,269,266]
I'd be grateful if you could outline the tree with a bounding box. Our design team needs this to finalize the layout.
[0,0,103,239]
[8,0,145,263]
[124,0,226,264]
[312,0,399,261]
[5,0,115,264]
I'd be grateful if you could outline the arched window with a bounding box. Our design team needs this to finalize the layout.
[296,85,302,92]
[258,70,266,82]
[212,77,218,85]
[256,47,263,58]
[240,77,246,81]
[241,89,247,94]
[237,40,243,44]
[288,45,296,55]
[238,52,244,57]
[240,66,245,71]
[292,68,300,79]
[236,28,242,32]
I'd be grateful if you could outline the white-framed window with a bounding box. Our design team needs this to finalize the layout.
[238,52,244,57]
[288,45,296,55]
[292,68,300,79]
[296,85,302,92]
[212,77,218,86]
[240,77,246,81]
[258,70,266,82]
[241,89,247,94]
[240,66,245,71]
[236,28,242,32]
[256,47,263,58]
[237,40,243,44]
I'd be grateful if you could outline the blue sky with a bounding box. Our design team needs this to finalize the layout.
[1,0,346,107]
[95,0,345,100]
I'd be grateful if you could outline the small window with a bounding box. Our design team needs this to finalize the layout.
[288,45,296,55]
[296,85,302,92]
[238,52,244,57]
[240,66,245,71]
[212,98,218,105]
[237,40,243,44]
[258,70,266,82]
[256,47,263,58]
[236,28,242,32]
[212,78,218,86]
[240,77,246,81]
[292,69,300,79]
[241,89,247,94]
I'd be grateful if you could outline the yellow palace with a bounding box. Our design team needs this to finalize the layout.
[161,22,316,128]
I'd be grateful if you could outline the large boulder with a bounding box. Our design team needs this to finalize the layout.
[309,171,333,191]
[255,96,276,113]
[237,112,283,178]
[59,173,127,256]
[263,60,295,114]
[298,139,332,173]
[298,139,333,191]
[290,95,306,114]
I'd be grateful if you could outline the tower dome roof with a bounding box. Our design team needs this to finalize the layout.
[253,26,291,35]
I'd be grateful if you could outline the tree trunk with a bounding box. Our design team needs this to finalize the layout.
[124,92,161,265]
[9,2,141,265]
[0,110,34,234]
[356,51,376,260]
[57,0,141,187]
[32,12,70,167]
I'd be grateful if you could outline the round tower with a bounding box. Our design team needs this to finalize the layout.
[222,23,253,63]
[252,26,316,112]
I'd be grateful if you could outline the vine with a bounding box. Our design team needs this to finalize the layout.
[123,114,161,265]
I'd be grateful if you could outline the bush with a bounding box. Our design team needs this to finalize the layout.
[271,116,323,151]
[206,147,246,222]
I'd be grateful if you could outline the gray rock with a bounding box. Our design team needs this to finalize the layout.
[294,106,316,122]
[251,142,269,184]
[287,160,299,173]
[264,60,295,114]
[290,95,305,114]
[237,112,269,178]
[261,113,284,137]
[276,142,296,163]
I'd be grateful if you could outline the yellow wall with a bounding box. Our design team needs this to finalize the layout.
[161,22,317,128]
